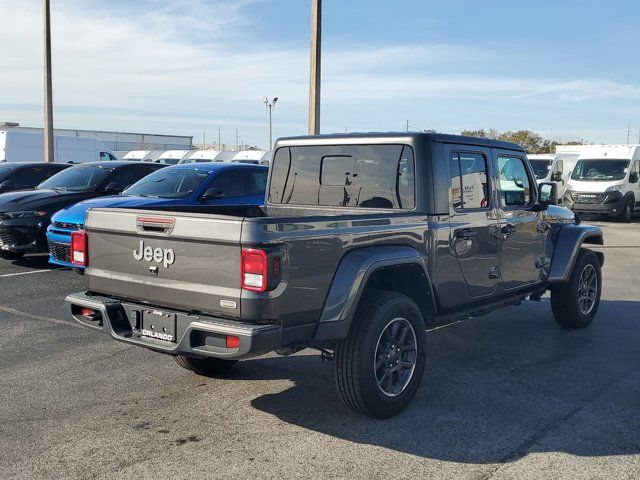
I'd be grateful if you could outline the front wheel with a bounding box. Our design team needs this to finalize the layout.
[174,355,238,376]
[620,198,634,223]
[551,249,602,329]
[334,291,427,418]
[0,250,24,260]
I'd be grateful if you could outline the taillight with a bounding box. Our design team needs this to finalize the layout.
[241,248,268,292]
[70,230,87,266]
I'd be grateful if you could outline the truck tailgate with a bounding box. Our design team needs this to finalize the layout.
[84,208,243,318]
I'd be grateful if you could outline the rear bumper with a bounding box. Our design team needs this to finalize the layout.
[66,291,283,360]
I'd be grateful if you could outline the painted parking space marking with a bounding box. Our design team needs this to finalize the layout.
[0,268,63,278]
[0,304,82,329]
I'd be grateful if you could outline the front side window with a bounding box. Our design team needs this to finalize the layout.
[268,144,415,209]
[570,159,630,181]
[124,167,210,199]
[449,152,489,210]
[498,156,532,207]
[38,165,113,192]
[529,160,552,180]
[99,152,117,161]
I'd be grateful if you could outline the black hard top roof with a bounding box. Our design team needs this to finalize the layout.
[0,162,69,169]
[276,132,523,152]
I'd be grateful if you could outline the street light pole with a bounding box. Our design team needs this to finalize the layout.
[43,0,54,162]
[263,97,278,150]
[308,0,322,135]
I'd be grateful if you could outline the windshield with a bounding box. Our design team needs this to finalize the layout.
[37,165,113,191]
[529,160,552,180]
[123,168,211,199]
[570,159,629,181]
[159,159,180,165]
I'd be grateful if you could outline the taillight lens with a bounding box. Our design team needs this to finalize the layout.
[241,248,267,292]
[70,230,87,266]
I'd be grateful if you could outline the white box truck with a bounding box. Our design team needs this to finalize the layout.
[564,144,640,221]
[0,131,118,163]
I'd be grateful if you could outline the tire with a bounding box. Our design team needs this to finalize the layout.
[173,355,238,376]
[0,250,25,260]
[551,249,602,329]
[620,198,634,223]
[334,291,427,419]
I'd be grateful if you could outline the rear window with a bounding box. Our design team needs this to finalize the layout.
[268,145,415,209]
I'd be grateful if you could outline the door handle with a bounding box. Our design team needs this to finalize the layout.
[454,228,477,240]
[501,224,516,237]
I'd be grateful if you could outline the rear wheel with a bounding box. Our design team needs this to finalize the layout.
[551,249,602,329]
[174,355,238,376]
[334,291,427,418]
[0,250,24,260]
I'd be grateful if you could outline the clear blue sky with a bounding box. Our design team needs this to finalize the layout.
[1,0,639,147]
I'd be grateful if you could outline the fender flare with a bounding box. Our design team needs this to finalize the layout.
[313,245,435,341]
[547,224,604,283]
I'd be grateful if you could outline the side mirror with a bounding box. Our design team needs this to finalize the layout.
[551,171,563,182]
[199,187,225,201]
[538,182,556,207]
[0,180,15,192]
[630,172,639,184]
[104,182,123,194]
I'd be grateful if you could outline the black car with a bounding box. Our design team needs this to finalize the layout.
[0,162,70,193]
[0,161,165,259]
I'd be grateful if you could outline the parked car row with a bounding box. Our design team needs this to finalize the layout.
[0,161,268,261]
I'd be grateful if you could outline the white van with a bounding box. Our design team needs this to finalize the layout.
[156,150,193,165]
[122,150,164,162]
[527,153,579,205]
[564,144,640,221]
[230,150,272,165]
[179,150,225,163]
[0,131,118,163]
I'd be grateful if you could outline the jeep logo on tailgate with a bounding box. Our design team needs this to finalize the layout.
[133,240,175,268]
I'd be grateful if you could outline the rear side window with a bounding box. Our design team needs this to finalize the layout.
[8,167,51,188]
[209,170,251,198]
[268,145,415,209]
[109,165,162,189]
[249,169,268,195]
[449,152,489,210]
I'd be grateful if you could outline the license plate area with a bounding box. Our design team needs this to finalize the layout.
[141,309,177,342]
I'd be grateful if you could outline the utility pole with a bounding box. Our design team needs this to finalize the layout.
[203,131,206,149]
[263,97,278,150]
[628,125,631,144]
[235,129,239,150]
[218,126,222,150]
[405,120,411,132]
[43,0,54,162]
[308,0,322,135]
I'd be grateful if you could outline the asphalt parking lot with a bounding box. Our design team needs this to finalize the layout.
[1,219,639,480]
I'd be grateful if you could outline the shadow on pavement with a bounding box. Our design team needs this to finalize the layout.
[10,253,59,270]
[221,299,640,464]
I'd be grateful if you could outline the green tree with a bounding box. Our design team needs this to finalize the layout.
[459,128,577,153]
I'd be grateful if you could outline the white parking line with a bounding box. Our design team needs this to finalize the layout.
[0,268,61,278]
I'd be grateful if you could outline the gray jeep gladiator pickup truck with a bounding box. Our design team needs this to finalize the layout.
[67,133,604,418]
